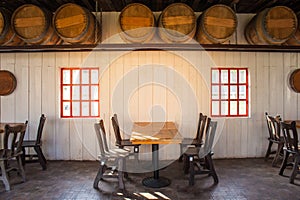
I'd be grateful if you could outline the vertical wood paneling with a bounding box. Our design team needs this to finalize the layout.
[1,54,16,122]
[55,52,70,160]
[42,52,56,160]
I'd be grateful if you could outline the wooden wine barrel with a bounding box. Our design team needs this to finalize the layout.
[53,3,101,44]
[195,4,237,44]
[0,70,17,96]
[289,69,300,93]
[119,3,155,43]
[158,3,196,43]
[0,7,23,46]
[12,4,61,45]
[245,6,297,45]
[286,12,300,45]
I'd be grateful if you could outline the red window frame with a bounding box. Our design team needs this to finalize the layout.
[211,68,249,117]
[60,68,100,118]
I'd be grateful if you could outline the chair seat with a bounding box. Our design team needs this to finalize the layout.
[117,139,140,147]
[268,136,284,144]
[22,140,41,147]
[184,146,199,156]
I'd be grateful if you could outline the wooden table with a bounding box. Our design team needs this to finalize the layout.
[283,120,300,128]
[0,123,25,133]
[131,121,182,188]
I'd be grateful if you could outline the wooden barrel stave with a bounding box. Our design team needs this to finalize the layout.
[158,3,196,43]
[196,4,237,44]
[119,3,155,43]
[0,7,23,46]
[53,3,101,44]
[12,4,61,45]
[245,6,298,45]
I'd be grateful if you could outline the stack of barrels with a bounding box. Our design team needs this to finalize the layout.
[118,3,238,44]
[0,3,101,46]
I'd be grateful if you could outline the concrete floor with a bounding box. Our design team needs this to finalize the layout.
[0,158,299,200]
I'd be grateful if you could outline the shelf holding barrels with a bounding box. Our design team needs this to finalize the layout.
[244,6,298,45]
[53,3,101,44]
[158,3,196,43]
[119,3,155,43]
[11,4,62,45]
[195,4,238,44]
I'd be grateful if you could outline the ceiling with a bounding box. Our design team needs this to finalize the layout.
[1,0,300,13]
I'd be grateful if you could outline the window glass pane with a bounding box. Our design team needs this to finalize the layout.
[230,86,237,99]
[82,86,89,100]
[230,101,237,115]
[239,85,247,99]
[212,101,219,116]
[212,70,219,83]
[91,102,99,116]
[221,101,228,115]
[221,70,228,83]
[239,101,247,115]
[91,86,98,100]
[82,70,89,84]
[72,70,80,84]
[91,70,98,84]
[72,86,80,100]
[63,70,70,84]
[63,102,71,116]
[221,86,228,99]
[239,70,246,83]
[63,86,70,100]
[72,102,80,116]
[230,70,237,83]
[82,102,89,116]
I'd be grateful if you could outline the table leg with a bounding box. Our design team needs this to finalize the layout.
[142,144,171,188]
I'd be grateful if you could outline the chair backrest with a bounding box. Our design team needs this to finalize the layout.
[265,112,281,142]
[94,120,108,157]
[198,120,217,158]
[195,113,208,143]
[4,122,27,158]
[280,121,299,153]
[111,115,122,145]
[36,114,46,145]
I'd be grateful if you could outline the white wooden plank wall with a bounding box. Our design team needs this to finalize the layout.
[0,13,299,160]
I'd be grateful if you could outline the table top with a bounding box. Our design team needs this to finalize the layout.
[283,120,300,128]
[0,123,26,133]
[130,121,182,144]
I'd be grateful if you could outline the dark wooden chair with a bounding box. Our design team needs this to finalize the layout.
[93,119,130,191]
[279,121,300,184]
[179,113,207,162]
[111,114,140,159]
[21,114,47,170]
[264,112,284,167]
[183,120,218,186]
[0,122,27,191]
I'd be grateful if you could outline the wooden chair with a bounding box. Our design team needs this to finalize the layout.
[93,119,130,190]
[179,113,207,162]
[183,120,218,186]
[279,121,300,184]
[264,112,284,166]
[111,114,140,159]
[0,122,27,191]
[21,114,47,170]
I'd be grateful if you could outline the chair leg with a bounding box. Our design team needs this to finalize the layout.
[93,164,106,189]
[179,144,184,162]
[0,161,10,191]
[21,147,26,167]
[16,156,26,182]
[188,156,195,186]
[265,141,273,161]
[289,155,300,184]
[205,153,218,184]
[272,143,284,167]
[279,151,289,175]
[183,154,190,174]
[118,158,125,190]
[34,146,47,170]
